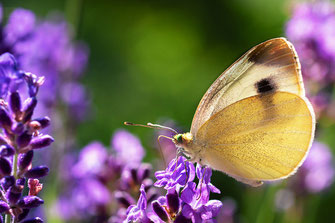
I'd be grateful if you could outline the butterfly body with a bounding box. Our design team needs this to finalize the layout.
[173,38,315,186]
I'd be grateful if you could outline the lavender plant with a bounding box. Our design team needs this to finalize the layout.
[0,6,89,120]
[56,128,227,222]
[285,0,335,196]
[0,53,53,222]
[56,130,158,222]
[286,0,335,119]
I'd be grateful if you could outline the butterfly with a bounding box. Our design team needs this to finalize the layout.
[126,38,315,186]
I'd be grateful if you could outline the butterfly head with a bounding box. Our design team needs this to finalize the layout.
[173,132,193,147]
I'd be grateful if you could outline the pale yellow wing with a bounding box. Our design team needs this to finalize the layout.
[196,92,315,186]
[191,38,304,135]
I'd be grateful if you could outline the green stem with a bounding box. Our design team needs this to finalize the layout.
[5,214,10,223]
[4,154,18,223]
[12,153,18,179]
[255,185,279,223]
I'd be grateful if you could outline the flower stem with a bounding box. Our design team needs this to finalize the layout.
[4,214,11,223]
[13,153,18,179]
[5,153,19,222]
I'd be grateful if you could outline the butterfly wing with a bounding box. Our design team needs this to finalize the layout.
[191,38,305,134]
[190,38,315,186]
[196,92,315,186]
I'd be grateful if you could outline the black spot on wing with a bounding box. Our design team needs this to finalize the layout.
[255,78,277,94]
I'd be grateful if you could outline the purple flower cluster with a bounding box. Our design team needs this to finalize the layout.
[56,128,225,222]
[126,156,223,223]
[286,0,335,119]
[297,141,335,193]
[0,6,89,121]
[275,141,335,212]
[56,130,159,222]
[0,53,53,222]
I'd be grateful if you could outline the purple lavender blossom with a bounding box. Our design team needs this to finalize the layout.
[0,53,53,222]
[71,141,108,178]
[55,130,158,222]
[0,7,89,121]
[216,198,236,223]
[125,184,152,223]
[195,164,221,203]
[129,157,223,222]
[112,129,145,165]
[180,167,222,222]
[154,156,195,191]
[0,53,24,98]
[299,141,335,193]
[286,1,335,118]
[286,1,335,82]
[4,9,36,46]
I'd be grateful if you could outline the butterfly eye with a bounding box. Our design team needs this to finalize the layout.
[174,134,183,144]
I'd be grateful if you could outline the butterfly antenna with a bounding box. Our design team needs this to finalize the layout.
[125,122,178,168]
[124,122,178,134]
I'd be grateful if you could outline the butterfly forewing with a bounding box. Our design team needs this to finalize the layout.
[191,38,305,135]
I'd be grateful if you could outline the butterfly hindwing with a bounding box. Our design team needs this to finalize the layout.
[196,92,314,184]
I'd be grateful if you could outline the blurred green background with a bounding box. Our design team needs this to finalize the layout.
[3,0,335,222]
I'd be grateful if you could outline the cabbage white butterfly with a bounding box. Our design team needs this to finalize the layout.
[126,38,315,186]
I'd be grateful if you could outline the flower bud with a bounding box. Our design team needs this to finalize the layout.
[0,157,12,176]
[0,201,9,213]
[9,91,21,117]
[22,97,37,121]
[17,209,30,222]
[0,107,12,131]
[17,196,44,208]
[21,217,43,223]
[12,122,24,134]
[1,176,15,191]
[139,164,151,181]
[6,186,21,204]
[24,166,49,178]
[152,201,168,222]
[174,214,192,223]
[17,131,32,148]
[18,151,34,170]
[32,117,50,129]
[0,144,15,156]
[22,111,33,123]
[16,178,26,187]
[114,191,135,208]
[130,168,138,184]
[167,190,180,214]
[28,121,41,132]
[30,135,54,150]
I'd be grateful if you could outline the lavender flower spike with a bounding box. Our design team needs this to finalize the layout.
[125,184,151,223]
[155,156,195,191]
[0,52,54,222]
